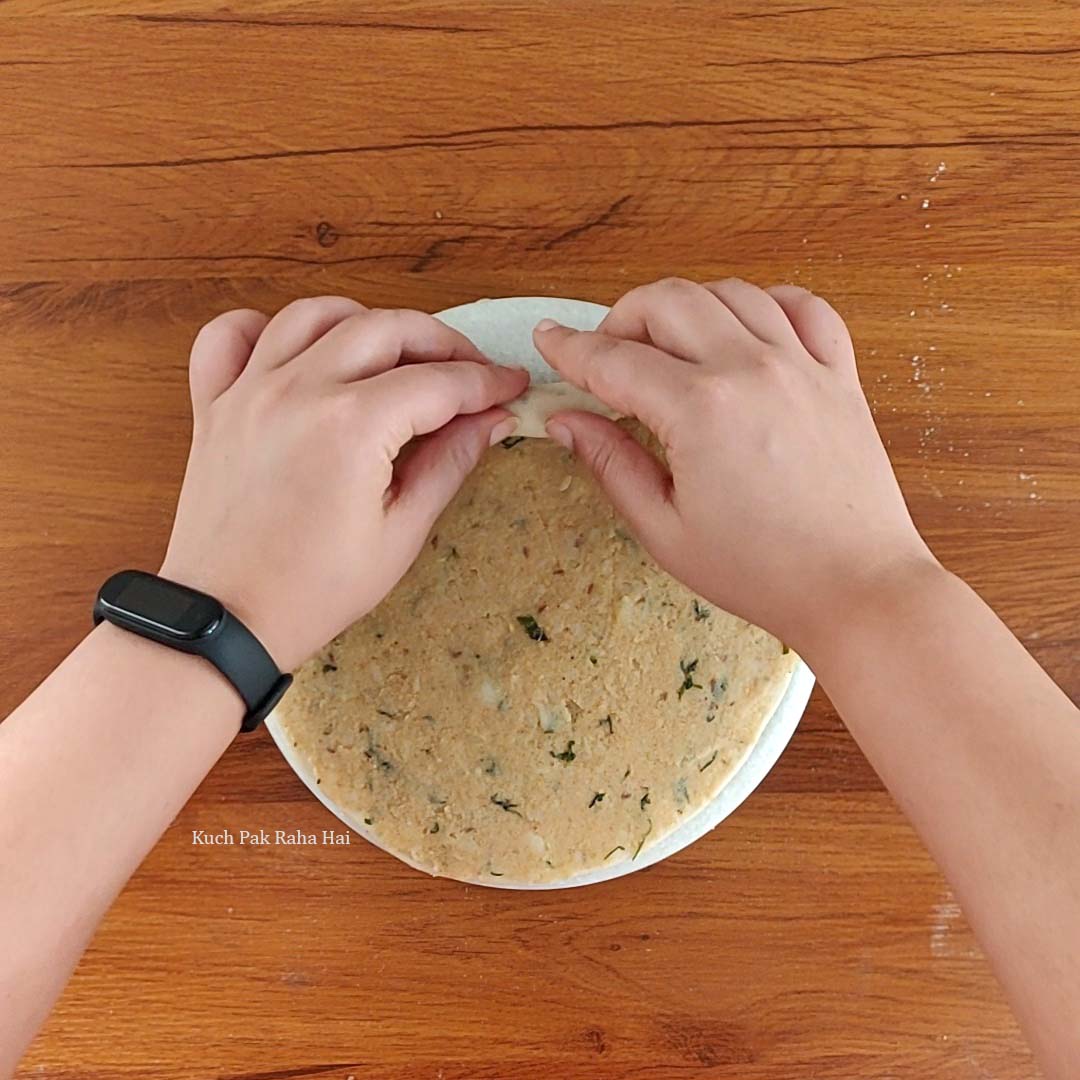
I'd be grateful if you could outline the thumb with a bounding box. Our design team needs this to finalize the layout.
[387,408,516,537]
[547,410,680,553]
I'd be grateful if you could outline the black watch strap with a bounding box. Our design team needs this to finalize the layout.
[197,609,292,731]
[93,569,292,732]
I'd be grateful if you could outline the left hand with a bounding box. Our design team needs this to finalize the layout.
[161,296,527,671]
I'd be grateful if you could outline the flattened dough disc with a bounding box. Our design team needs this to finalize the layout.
[267,293,815,889]
[436,296,621,437]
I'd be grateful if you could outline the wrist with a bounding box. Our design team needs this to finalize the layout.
[92,620,244,736]
[156,558,295,671]
[794,551,956,667]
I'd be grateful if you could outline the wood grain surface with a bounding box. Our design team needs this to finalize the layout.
[3,2,1078,1077]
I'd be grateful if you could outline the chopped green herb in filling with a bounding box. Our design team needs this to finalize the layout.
[516,614,549,642]
[677,658,702,699]
[363,744,394,771]
[550,741,576,763]
[633,821,654,859]
[490,795,522,817]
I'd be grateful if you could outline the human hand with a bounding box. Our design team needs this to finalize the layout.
[533,278,938,653]
[161,297,527,671]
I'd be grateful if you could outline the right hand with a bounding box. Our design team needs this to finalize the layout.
[533,277,940,653]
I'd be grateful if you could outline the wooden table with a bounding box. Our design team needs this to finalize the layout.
[3,2,1077,1077]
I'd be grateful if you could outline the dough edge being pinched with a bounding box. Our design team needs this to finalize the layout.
[507,381,622,437]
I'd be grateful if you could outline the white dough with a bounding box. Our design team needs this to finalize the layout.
[435,297,622,440]
[508,381,622,438]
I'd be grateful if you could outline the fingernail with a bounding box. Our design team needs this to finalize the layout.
[534,318,560,333]
[546,420,573,450]
[489,417,520,446]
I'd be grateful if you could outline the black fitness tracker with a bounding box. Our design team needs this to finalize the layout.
[93,569,292,732]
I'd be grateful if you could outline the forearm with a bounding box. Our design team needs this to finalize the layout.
[0,623,242,1074]
[806,564,1080,1080]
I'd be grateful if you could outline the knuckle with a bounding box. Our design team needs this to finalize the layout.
[333,309,384,342]
[653,275,700,295]
[427,359,461,386]
[699,372,729,404]
[447,433,481,475]
[620,277,700,310]
[281,296,332,318]
[766,284,812,308]
[559,329,605,368]
[694,374,734,421]
[796,291,828,316]
[196,307,240,334]
[585,436,619,480]
[581,331,622,359]
[572,339,621,391]
[190,322,216,351]
[363,307,429,341]
[707,278,769,307]
[754,348,802,388]
[757,345,791,368]
[797,293,847,338]
[376,307,419,326]
[275,297,334,329]
[706,276,745,292]
[323,390,358,432]
[192,309,240,349]
[262,365,301,406]
[282,295,360,325]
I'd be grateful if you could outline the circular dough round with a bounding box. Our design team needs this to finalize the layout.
[270,297,803,886]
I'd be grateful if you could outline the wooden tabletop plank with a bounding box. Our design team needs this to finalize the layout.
[3,3,1076,1077]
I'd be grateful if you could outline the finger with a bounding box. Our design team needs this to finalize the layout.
[299,308,491,383]
[533,322,696,444]
[363,360,529,455]
[597,277,757,365]
[700,277,804,349]
[766,286,857,370]
[546,410,680,557]
[387,408,516,534]
[248,296,366,370]
[189,308,270,410]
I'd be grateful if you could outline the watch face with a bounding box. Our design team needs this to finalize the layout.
[100,571,224,640]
